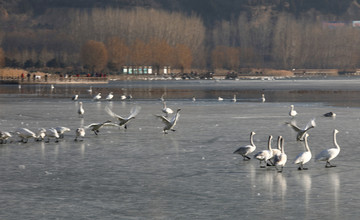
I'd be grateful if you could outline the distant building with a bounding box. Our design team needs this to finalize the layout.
[122,65,171,75]
[322,21,346,29]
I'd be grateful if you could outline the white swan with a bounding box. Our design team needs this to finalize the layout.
[75,128,85,141]
[87,86,93,93]
[0,131,12,144]
[155,109,181,134]
[106,92,114,100]
[270,136,282,164]
[286,118,316,141]
[218,97,223,101]
[232,94,237,102]
[120,95,127,100]
[254,135,273,168]
[105,106,141,129]
[36,128,46,141]
[78,102,85,117]
[93,93,101,100]
[274,136,287,172]
[72,94,78,101]
[192,96,196,102]
[162,101,174,117]
[233,131,256,160]
[16,128,36,143]
[261,94,265,102]
[55,126,71,138]
[294,133,312,170]
[289,105,297,117]
[85,120,120,135]
[45,128,60,143]
[315,129,340,168]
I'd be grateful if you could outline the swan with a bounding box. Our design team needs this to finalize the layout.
[162,101,174,117]
[315,129,340,168]
[289,105,297,117]
[192,96,196,102]
[16,128,36,143]
[87,86,93,93]
[45,128,59,143]
[55,126,71,138]
[36,128,46,141]
[50,84,55,90]
[120,95,127,100]
[106,92,114,100]
[270,136,282,164]
[294,133,312,170]
[254,135,273,168]
[72,94,78,101]
[324,112,336,117]
[85,120,120,135]
[93,93,101,100]
[274,136,287,172]
[233,131,256,160]
[105,105,141,129]
[232,94,237,102]
[0,131,12,144]
[261,94,265,102]
[286,118,316,141]
[78,102,85,117]
[160,94,165,102]
[74,128,85,141]
[155,109,181,134]
[218,97,223,101]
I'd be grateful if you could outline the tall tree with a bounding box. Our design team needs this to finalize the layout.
[106,37,129,71]
[80,40,108,72]
[0,48,5,67]
[174,44,192,72]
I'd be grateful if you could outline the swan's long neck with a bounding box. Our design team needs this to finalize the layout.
[334,131,340,150]
[277,136,282,150]
[250,133,255,146]
[304,136,311,152]
[281,137,285,153]
[267,136,272,151]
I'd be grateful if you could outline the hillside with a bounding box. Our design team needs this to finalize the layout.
[0,0,358,26]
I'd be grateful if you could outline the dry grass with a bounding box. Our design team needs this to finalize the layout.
[0,68,28,77]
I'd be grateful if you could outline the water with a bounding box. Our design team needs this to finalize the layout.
[1,79,360,219]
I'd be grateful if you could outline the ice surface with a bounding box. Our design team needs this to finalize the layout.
[0,80,359,219]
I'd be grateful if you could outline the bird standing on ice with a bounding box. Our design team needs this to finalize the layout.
[294,133,312,170]
[315,129,340,168]
[261,94,265,102]
[233,131,256,160]
[106,92,114,101]
[162,101,174,117]
[105,106,141,129]
[55,126,71,138]
[45,128,60,143]
[155,109,181,134]
[0,131,12,144]
[289,105,297,117]
[75,128,85,141]
[72,94,78,101]
[274,136,287,172]
[254,135,274,168]
[93,93,101,101]
[78,102,85,117]
[16,128,36,143]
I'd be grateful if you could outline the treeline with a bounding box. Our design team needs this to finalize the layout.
[1,7,360,72]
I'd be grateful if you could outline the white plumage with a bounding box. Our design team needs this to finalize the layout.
[315,129,340,168]
[105,105,141,129]
[55,126,71,138]
[155,109,181,134]
[106,92,114,100]
[162,101,174,117]
[289,105,297,117]
[274,136,287,172]
[0,131,12,144]
[45,128,60,143]
[78,102,85,117]
[93,93,101,100]
[294,133,312,170]
[254,135,273,168]
[16,128,36,143]
[287,118,316,141]
[75,128,85,141]
[233,131,256,160]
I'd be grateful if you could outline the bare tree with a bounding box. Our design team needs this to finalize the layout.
[80,40,108,72]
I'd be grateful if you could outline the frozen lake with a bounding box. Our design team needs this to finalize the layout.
[1,79,360,219]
